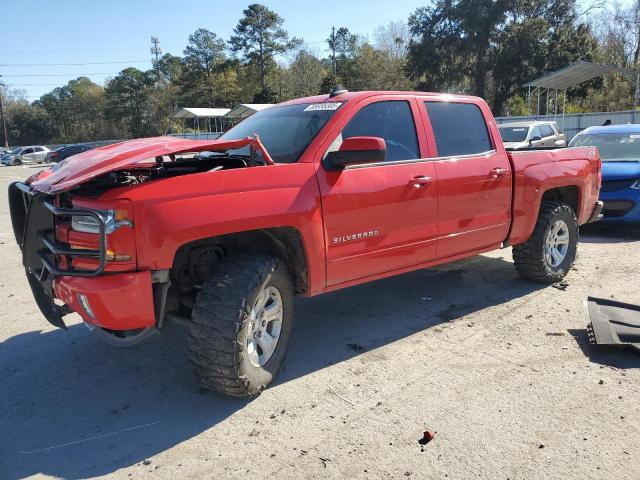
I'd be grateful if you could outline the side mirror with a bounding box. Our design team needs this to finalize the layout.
[529,135,542,143]
[323,136,386,171]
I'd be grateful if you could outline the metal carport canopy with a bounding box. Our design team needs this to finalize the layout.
[224,104,274,119]
[524,61,638,90]
[173,107,231,119]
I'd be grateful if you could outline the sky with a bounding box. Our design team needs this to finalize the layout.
[0,0,427,100]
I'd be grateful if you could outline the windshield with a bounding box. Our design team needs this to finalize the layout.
[6,147,23,155]
[569,133,640,161]
[219,103,342,163]
[499,126,529,142]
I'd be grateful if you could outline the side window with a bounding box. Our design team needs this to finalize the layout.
[540,125,554,137]
[342,101,419,162]
[22,148,34,154]
[425,102,492,157]
[531,126,542,139]
[34,147,44,152]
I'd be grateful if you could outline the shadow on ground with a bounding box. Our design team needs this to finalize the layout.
[580,221,640,243]
[568,328,640,369]
[0,254,543,478]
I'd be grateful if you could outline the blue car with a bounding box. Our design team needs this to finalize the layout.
[570,124,640,222]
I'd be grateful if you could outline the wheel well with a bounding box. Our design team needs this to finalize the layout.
[541,186,580,216]
[171,227,309,296]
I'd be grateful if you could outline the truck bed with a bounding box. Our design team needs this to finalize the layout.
[506,146,601,245]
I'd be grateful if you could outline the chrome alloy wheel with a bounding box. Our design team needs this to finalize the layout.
[246,285,283,367]
[544,219,570,268]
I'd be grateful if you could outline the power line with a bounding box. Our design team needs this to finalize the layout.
[1,72,119,77]
[2,46,144,54]
[6,83,98,87]
[0,60,149,67]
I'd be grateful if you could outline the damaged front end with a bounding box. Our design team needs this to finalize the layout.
[9,136,273,335]
[8,183,98,329]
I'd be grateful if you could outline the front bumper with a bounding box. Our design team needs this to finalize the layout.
[54,271,156,329]
[599,190,640,222]
[9,182,159,331]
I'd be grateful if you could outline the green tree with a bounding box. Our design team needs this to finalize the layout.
[326,27,360,79]
[5,101,52,146]
[38,77,106,143]
[229,4,300,89]
[407,0,599,114]
[184,28,227,78]
[374,21,412,89]
[155,53,186,83]
[319,72,342,94]
[104,68,156,138]
[282,49,326,99]
[407,0,511,96]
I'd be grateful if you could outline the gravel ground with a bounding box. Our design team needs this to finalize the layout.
[0,164,639,480]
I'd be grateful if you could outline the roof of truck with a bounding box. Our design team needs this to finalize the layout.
[279,91,483,106]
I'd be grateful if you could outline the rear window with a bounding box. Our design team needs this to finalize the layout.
[499,126,529,142]
[425,102,492,156]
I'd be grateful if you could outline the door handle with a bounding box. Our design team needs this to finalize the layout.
[490,167,507,179]
[408,175,433,188]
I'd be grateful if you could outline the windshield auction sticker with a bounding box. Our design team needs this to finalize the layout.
[304,103,342,111]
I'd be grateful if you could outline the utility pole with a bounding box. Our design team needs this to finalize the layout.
[330,26,336,75]
[0,75,8,148]
[150,36,162,67]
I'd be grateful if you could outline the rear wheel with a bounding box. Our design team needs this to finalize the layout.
[188,254,294,397]
[513,201,578,283]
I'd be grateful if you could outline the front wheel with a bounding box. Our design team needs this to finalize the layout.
[513,201,578,284]
[188,254,294,397]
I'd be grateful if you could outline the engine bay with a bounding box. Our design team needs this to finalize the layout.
[71,153,253,197]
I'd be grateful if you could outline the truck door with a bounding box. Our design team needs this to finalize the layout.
[421,100,512,259]
[315,97,438,286]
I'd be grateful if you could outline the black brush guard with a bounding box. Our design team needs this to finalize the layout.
[8,182,108,328]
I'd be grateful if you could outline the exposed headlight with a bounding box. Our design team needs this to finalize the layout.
[631,180,640,190]
[71,209,133,234]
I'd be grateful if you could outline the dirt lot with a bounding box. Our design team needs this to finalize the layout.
[0,164,639,480]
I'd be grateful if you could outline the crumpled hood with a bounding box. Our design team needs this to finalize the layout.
[601,161,640,180]
[28,136,272,194]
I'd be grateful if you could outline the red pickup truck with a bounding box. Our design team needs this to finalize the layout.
[9,89,602,397]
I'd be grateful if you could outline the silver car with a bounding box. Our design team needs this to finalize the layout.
[0,145,50,165]
[498,121,566,150]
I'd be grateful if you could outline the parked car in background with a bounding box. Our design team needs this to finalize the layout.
[499,121,566,150]
[0,146,50,165]
[46,143,93,163]
[570,124,640,222]
[1,147,27,166]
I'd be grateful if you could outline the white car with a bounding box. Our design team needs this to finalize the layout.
[0,146,50,165]
[498,121,566,150]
